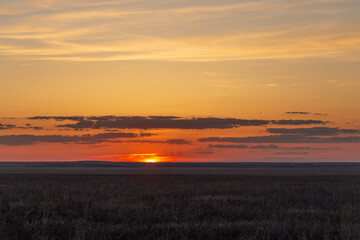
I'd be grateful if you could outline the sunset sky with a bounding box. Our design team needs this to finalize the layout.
[1,0,359,162]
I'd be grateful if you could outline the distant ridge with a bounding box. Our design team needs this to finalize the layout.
[0,161,360,168]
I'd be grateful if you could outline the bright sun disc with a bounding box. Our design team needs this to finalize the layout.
[146,159,156,163]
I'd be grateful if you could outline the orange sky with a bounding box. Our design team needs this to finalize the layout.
[0,0,359,162]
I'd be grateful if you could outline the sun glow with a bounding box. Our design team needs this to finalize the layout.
[146,159,157,164]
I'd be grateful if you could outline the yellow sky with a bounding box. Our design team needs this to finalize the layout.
[0,0,359,161]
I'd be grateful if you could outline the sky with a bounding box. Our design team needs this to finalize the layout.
[0,0,359,162]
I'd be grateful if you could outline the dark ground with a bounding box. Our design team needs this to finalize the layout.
[2,162,360,175]
[1,171,360,239]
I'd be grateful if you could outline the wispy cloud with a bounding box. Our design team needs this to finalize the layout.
[0,0,359,61]
[285,112,328,116]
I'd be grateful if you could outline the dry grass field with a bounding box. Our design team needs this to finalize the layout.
[1,174,360,239]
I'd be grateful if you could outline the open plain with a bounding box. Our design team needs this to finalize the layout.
[1,163,360,239]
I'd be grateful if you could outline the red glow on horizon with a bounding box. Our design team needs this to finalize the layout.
[145,159,157,164]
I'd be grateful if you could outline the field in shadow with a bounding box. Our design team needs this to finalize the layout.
[1,174,360,239]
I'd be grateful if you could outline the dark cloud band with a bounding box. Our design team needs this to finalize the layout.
[26,116,327,130]
[209,144,336,150]
[126,139,192,145]
[266,127,359,136]
[0,132,154,146]
[0,124,16,130]
[199,135,360,143]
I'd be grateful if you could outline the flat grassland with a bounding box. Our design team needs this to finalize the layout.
[1,174,360,240]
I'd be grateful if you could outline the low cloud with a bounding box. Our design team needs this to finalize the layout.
[266,127,359,136]
[208,144,248,149]
[0,123,44,130]
[285,112,328,116]
[0,124,16,130]
[57,117,270,129]
[285,112,311,115]
[25,115,327,130]
[271,120,325,125]
[250,144,279,149]
[17,124,44,130]
[0,132,154,146]
[194,151,214,155]
[259,157,309,162]
[126,139,192,145]
[28,116,85,121]
[199,135,360,144]
[209,144,335,150]
[274,151,309,155]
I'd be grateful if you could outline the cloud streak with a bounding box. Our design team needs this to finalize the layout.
[27,116,327,130]
[56,117,270,129]
[0,123,44,130]
[209,144,337,150]
[126,139,192,145]
[266,127,359,136]
[208,144,248,149]
[285,112,328,116]
[0,132,154,146]
[274,151,310,155]
[0,124,16,130]
[199,135,360,144]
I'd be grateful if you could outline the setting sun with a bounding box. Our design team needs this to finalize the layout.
[146,159,157,164]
